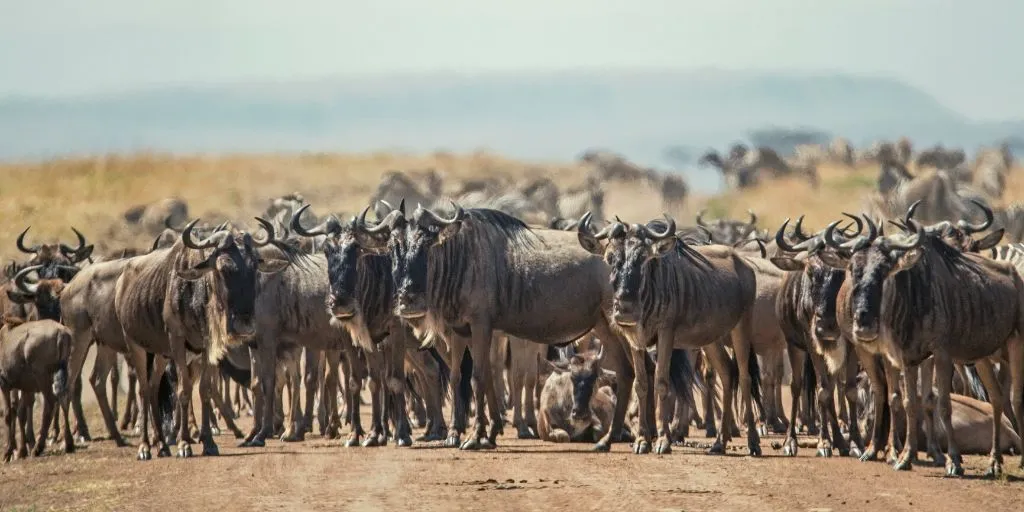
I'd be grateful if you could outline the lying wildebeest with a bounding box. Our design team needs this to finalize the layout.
[822,213,1024,477]
[536,346,618,443]
[354,202,638,452]
[578,213,761,455]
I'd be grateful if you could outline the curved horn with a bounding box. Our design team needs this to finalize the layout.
[253,217,276,246]
[360,205,400,235]
[840,212,864,238]
[885,221,924,251]
[59,227,87,255]
[215,221,229,232]
[422,201,466,226]
[16,227,39,254]
[824,220,852,250]
[957,199,993,234]
[747,209,758,226]
[648,214,676,240]
[696,225,714,243]
[13,265,41,295]
[379,200,394,213]
[291,204,338,237]
[695,210,709,227]
[774,219,802,253]
[182,219,223,250]
[792,215,811,242]
[904,200,922,225]
[847,214,879,251]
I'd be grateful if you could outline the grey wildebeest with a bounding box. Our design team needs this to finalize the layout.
[291,203,450,447]
[770,217,865,458]
[536,346,618,443]
[113,219,290,459]
[821,214,1024,477]
[578,213,761,455]
[356,202,637,452]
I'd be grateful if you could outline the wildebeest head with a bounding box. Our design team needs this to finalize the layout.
[892,199,1003,254]
[769,216,854,350]
[6,264,78,321]
[15,226,93,281]
[695,209,760,245]
[175,218,290,340]
[541,345,617,422]
[393,202,467,319]
[821,215,925,342]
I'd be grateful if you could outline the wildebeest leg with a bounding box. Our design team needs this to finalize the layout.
[628,343,654,455]
[1005,338,1024,471]
[702,365,717,437]
[323,350,342,440]
[221,375,234,419]
[388,340,413,447]
[167,344,196,458]
[927,353,959,476]
[480,332,505,448]
[408,348,446,441]
[840,352,864,457]
[69,375,90,443]
[281,348,305,443]
[782,347,805,456]
[89,346,128,446]
[302,349,322,438]
[120,368,138,432]
[653,328,678,454]
[343,349,366,447]
[363,358,385,447]
[2,390,15,463]
[703,343,736,454]
[884,363,904,463]
[918,357,944,466]
[32,393,56,457]
[16,393,32,459]
[490,335,508,416]
[730,313,762,457]
[809,353,848,457]
[892,361,919,471]
[242,341,276,448]
[64,329,95,442]
[461,327,502,450]
[195,357,219,456]
[124,347,160,460]
[508,341,526,439]
[974,359,1005,478]
[761,350,787,435]
[208,366,244,439]
[444,338,470,448]
[591,321,635,452]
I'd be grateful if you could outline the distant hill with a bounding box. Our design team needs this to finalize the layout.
[1,68,1021,192]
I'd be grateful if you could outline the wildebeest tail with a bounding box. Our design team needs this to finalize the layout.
[427,346,451,404]
[962,364,988,402]
[219,357,251,388]
[546,345,561,362]
[454,348,473,423]
[747,345,763,419]
[668,349,698,410]
[51,361,69,399]
[802,355,816,424]
[158,360,178,441]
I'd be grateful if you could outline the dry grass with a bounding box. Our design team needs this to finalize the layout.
[1,152,1022,261]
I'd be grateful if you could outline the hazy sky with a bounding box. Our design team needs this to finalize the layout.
[3,0,1021,120]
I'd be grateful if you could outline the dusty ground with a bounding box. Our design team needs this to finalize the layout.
[1,392,1022,512]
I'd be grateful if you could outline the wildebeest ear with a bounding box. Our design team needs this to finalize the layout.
[436,223,463,246]
[973,228,1004,251]
[538,354,569,375]
[650,238,676,258]
[597,368,617,387]
[578,234,607,256]
[769,256,805,272]
[6,289,33,304]
[816,251,848,270]
[177,258,215,281]
[257,257,289,274]
[892,248,923,274]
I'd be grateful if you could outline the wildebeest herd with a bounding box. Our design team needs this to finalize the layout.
[2,141,1024,487]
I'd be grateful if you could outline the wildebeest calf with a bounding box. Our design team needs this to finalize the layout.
[537,347,618,443]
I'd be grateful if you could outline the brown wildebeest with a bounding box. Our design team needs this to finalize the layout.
[536,347,618,443]
[360,203,637,453]
[822,214,1024,477]
[579,213,761,455]
[122,197,190,236]
[0,318,74,462]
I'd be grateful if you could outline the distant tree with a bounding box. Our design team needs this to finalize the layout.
[662,145,694,167]
[747,126,832,156]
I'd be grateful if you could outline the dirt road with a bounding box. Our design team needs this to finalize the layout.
[1,411,1021,512]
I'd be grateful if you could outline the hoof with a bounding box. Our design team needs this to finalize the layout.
[443,434,461,448]
[361,435,381,448]
[396,436,413,448]
[672,439,685,447]
[517,427,538,440]
[202,443,220,456]
[63,441,75,455]
[137,446,152,461]
[344,437,360,448]
[240,438,265,448]
[157,444,172,458]
[417,432,445,442]
[849,446,863,459]
[749,444,763,457]
[984,460,1002,479]
[817,447,833,458]
[705,427,717,439]
[859,448,877,462]
[929,452,947,467]
[177,443,193,458]
[707,441,726,455]
[892,457,913,471]
[757,424,768,437]
[633,440,651,455]
[30,447,42,458]
[945,462,965,478]
[654,437,672,455]
[592,442,610,453]
[783,438,798,457]
[769,420,788,435]
[479,438,496,450]
[325,429,341,441]
[460,437,482,451]
[75,435,88,445]
[281,433,305,443]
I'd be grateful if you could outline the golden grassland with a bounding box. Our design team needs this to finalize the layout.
[0,151,1022,261]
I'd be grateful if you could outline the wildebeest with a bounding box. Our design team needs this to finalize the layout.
[369,170,444,220]
[915,145,966,171]
[536,346,618,443]
[578,213,761,455]
[354,202,637,452]
[122,197,190,236]
[821,213,1024,476]
[695,210,765,246]
[0,317,73,462]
